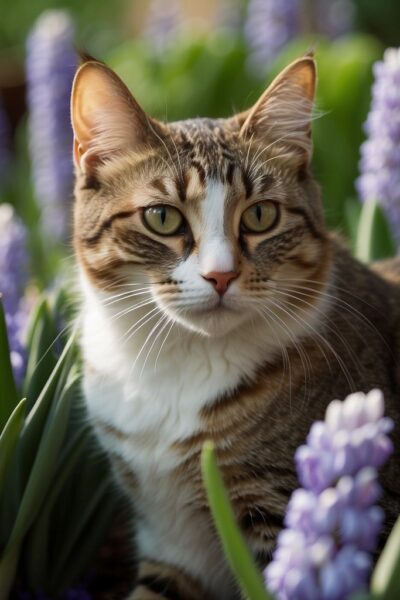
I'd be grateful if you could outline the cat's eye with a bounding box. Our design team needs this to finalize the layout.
[143,205,184,236]
[241,201,279,234]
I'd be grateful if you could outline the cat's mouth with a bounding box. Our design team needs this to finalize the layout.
[190,296,237,315]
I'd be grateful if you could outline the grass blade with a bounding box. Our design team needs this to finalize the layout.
[0,399,26,493]
[5,373,79,553]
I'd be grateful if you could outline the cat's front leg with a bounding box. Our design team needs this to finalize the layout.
[127,558,210,600]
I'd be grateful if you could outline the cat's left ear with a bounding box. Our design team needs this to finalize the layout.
[71,60,164,174]
[239,55,316,168]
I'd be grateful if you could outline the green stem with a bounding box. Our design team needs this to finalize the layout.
[201,441,274,600]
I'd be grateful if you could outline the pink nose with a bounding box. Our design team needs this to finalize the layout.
[202,271,239,295]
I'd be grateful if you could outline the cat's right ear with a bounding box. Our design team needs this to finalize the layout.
[71,61,162,174]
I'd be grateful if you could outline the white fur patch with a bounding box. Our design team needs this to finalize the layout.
[198,180,235,274]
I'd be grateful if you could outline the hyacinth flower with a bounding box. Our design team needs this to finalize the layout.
[144,0,182,54]
[356,48,400,247]
[244,0,301,73]
[26,10,77,241]
[314,0,354,38]
[0,203,29,385]
[265,389,394,600]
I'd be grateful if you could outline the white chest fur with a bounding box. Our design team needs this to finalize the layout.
[81,285,272,470]
[80,285,273,596]
[80,274,328,595]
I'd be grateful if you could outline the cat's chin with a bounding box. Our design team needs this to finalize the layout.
[168,305,250,337]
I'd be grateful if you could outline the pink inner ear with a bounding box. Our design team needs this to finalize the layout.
[71,62,151,172]
[239,58,316,165]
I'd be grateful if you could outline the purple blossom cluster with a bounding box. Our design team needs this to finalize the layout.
[144,0,182,54]
[314,0,354,39]
[356,48,400,245]
[244,0,301,72]
[26,10,77,241]
[0,204,29,385]
[265,389,393,600]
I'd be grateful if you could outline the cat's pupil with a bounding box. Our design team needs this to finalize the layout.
[256,205,262,222]
[160,207,166,225]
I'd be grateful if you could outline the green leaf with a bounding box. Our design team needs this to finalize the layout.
[0,298,18,431]
[371,516,400,598]
[201,441,273,600]
[16,335,75,491]
[0,399,26,493]
[4,370,79,554]
[23,429,89,588]
[23,299,58,410]
[355,199,396,263]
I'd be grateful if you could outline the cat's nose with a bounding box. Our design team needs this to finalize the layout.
[202,271,239,295]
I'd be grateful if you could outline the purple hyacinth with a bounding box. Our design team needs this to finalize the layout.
[144,0,182,54]
[244,0,301,73]
[265,389,393,600]
[0,204,29,385]
[26,10,77,241]
[313,0,354,38]
[356,48,400,246]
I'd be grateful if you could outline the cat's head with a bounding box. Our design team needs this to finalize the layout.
[71,55,331,338]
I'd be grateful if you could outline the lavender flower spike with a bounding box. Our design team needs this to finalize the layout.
[356,48,400,246]
[314,0,354,39]
[265,390,394,600]
[144,0,182,54]
[0,204,29,385]
[26,10,77,241]
[244,0,301,74]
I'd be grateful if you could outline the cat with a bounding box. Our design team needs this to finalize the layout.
[71,54,400,599]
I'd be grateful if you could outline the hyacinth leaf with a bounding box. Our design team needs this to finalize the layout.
[355,199,396,263]
[17,334,75,487]
[371,515,400,598]
[0,297,18,431]
[4,369,78,555]
[23,429,88,588]
[23,298,58,410]
[201,441,273,600]
[0,399,26,493]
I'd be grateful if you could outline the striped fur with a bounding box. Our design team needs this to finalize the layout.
[71,57,400,599]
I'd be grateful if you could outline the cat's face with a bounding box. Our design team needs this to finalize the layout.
[72,56,331,337]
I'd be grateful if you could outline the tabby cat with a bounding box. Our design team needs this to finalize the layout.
[71,55,400,599]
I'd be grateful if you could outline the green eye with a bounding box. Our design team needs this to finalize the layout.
[143,205,184,236]
[241,201,279,233]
